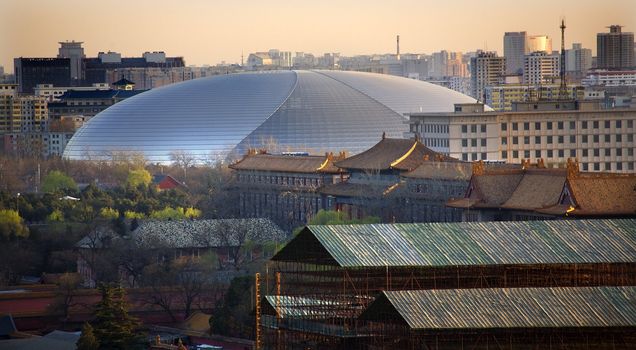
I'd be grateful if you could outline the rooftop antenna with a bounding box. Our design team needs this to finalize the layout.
[558,18,568,100]
[241,50,244,66]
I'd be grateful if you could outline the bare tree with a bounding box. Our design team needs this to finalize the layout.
[170,150,197,183]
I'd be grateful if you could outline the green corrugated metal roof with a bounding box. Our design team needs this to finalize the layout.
[274,219,636,267]
[364,286,636,330]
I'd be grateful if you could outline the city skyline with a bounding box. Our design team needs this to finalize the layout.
[1,0,635,70]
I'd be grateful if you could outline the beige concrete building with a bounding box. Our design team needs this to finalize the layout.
[407,102,636,173]
[485,84,584,111]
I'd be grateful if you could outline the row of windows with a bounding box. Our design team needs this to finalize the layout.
[461,138,487,147]
[502,119,634,132]
[237,173,322,187]
[424,138,449,148]
[582,162,634,171]
[501,148,634,159]
[461,124,487,133]
[502,133,635,145]
[419,124,450,134]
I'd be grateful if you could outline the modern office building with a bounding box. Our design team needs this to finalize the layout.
[597,25,635,69]
[63,70,484,164]
[406,102,636,173]
[565,43,592,79]
[470,51,506,100]
[527,35,553,53]
[523,51,560,84]
[14,58,72,94]
[504,32,528,75]
[57,41,85,83]
[485,84,584,111]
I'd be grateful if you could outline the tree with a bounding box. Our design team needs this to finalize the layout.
[125,169,151,189]
[292,209,381,235]
[92,284,145,350]
[48,273,82,326]
[99,207,119,220]
[0,209,29,240]
[41,170,78,193]
[76,323,100,350]
[170,150,196,183]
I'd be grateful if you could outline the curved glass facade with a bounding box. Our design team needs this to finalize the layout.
[64,70,483,164]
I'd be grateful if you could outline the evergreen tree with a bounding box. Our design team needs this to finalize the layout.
[76,323,100,350]
[92,284,145,349]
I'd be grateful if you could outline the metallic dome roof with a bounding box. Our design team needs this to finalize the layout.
[63,70,483,164]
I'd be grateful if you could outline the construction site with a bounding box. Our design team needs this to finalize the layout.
[254,219,636,349]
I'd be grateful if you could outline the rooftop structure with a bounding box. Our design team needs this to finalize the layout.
[63,70,482,164]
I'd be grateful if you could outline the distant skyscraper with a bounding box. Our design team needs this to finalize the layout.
[565,43,592,79]
[528,35,553,53]
[57,41,85,83]
[523,51,560,85]
[504,32,528,75]
[596,25,634,69]
[470,51,505,100]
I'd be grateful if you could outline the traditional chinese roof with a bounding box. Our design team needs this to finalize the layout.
[272,219,636,267]
[319,182,393,198]
[541,174,636,216]
[152,174,185,190]
[334,138,453,172]
[229,153,341,174]
[401,161,473,180]
[360,286,636,330]
[500,169,567,210]
[112,77,135,86]
[447,171,524,209]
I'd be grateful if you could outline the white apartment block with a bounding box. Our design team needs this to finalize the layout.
[582,70,636,87]
[34,83,110,101]
[523,52,560,84]
[407,103,636,173]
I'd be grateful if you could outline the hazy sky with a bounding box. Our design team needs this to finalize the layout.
[1,0,635,70]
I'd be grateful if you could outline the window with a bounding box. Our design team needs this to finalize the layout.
[471,125,477,133]
[501,123,507,131]
[513,150,519,158]
[524,150,530,158]
[524,136,530,145]
[523,122,529,131]
[462,154,468,161]
[558,150,564,158]
[605,148,611,156]
[481,152,487,159]
[616,148,622,157]
[604,134,610,143]
[617,163,623,171]
[501,137,507,145]
[616,134,622,142]
[535,136,541,144]
[461,125,467,133]
[481,138,487,147]
[471,139,477,147]
[629,134,634,142]
[628,120,634,128]
[547,122,553,130]
[570,149,576,157]
[462,139,468,147]
[582,121,588,129]
[569,121,576,129]
[593,163,600,171]
[629,163,634,171]
[535,122,541,130]
[547,150,553,157]
[582,163,589,171]
[513,123,518,131]
[593,135,599,143]
[558,121,564,130]
[570,135,576,143]
[513,136,519,145]
[593,121,599,129]
[535,150,541,158]
[481,124,486,133]
[558,136,564,144]
[547,136,553,144]
[471,153,477,160]
[501,150,508,158]
[594,149,600,157]
[582,149,588,157]
[616,120,622,128]
[604,120,610,129]
[605,162,612,170]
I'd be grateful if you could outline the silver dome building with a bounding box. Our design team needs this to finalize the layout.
[63,70,484,164]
